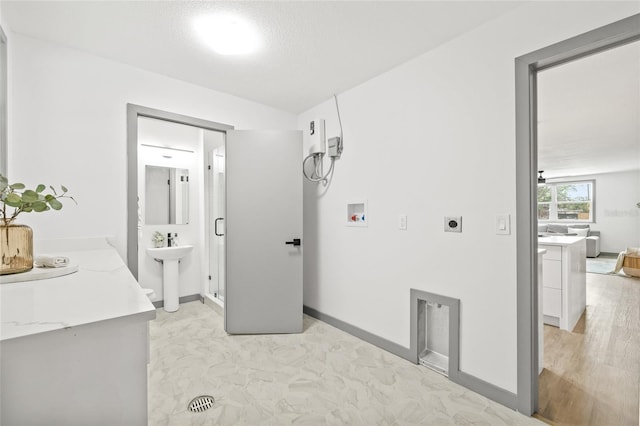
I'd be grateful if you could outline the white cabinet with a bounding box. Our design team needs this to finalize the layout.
[537,249,546,374]
[539,236,586,332]
[1,240,156,425]
[542,247,562,288]
[542,246,562,319]
[543,287,562,318]
[2,317,151,425]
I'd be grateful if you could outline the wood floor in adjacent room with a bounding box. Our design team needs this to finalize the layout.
[537,272,639,426]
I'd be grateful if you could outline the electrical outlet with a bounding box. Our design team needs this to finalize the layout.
[444,216,462,233]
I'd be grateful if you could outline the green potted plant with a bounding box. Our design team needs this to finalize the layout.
[152,231,165,248]
[0,175,75,275]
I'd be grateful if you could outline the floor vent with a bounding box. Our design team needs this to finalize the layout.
[187,395,215,413]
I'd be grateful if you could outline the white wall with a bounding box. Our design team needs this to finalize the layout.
[8,33,296,264]
[299,2,639,393]
[547,171,640,252]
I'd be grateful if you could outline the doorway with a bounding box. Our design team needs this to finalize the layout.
[514,14,640,416]
[127,105,304,334]
[126,104,233,288]
[536,40,640,424]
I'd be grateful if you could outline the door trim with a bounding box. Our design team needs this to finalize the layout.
[515,14,640,415]
[126,104,233,279]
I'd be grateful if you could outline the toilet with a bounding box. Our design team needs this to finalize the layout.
[142,288,156,300]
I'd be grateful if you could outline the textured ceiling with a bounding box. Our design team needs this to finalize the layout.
[538,41,640,178]
[2,0,522,113]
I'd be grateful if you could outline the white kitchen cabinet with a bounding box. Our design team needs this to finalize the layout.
[537,249,546,374]
[539,236,587,332]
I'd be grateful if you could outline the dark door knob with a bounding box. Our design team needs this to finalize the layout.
[285,238,301,247]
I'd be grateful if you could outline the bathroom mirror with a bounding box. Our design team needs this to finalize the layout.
[145,165,189,225]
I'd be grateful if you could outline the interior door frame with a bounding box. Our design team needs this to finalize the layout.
[126,104,233,280]
[515,14,640,415]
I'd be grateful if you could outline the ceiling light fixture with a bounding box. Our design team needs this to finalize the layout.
[141,143,194,153]
[194,14,261,56]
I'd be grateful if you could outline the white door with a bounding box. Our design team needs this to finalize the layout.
[225,130,303,334]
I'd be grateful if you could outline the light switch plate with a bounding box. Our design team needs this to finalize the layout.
[444,216,462,232]
[399,214,407,230]
[496,214,510,235]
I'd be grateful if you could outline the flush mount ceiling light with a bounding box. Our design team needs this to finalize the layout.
[194,14,261,55]
[140,144,194,153]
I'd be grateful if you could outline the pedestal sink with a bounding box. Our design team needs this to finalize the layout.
[146,245,193,312]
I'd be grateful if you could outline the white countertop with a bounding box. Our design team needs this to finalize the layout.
[538,235,586,246]
[1,239,156,342]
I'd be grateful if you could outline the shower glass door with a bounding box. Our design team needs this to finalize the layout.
[207,146,225,302]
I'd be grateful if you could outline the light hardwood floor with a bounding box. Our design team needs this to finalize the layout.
[537,272,639,425]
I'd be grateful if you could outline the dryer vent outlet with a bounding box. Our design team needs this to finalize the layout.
[444,216,462,233]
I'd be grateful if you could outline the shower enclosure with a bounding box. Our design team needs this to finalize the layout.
[205,140,226,304]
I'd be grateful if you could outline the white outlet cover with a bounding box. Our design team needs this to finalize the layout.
[445,216,462,232]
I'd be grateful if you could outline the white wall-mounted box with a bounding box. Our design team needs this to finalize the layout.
[347,200,368,227]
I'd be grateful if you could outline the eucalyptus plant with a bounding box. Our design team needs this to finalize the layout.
[0,174,76,224]
[152,231,165,244]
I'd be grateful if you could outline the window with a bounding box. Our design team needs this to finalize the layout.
[537,180,595,222]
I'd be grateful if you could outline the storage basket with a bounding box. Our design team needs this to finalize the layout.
[622,254,640,278]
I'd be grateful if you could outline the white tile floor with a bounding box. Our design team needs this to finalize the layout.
[148,301,542,425]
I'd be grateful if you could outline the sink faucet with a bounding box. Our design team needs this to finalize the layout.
[167,233,178,247]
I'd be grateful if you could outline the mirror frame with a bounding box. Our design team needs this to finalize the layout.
[127,104,233,279]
